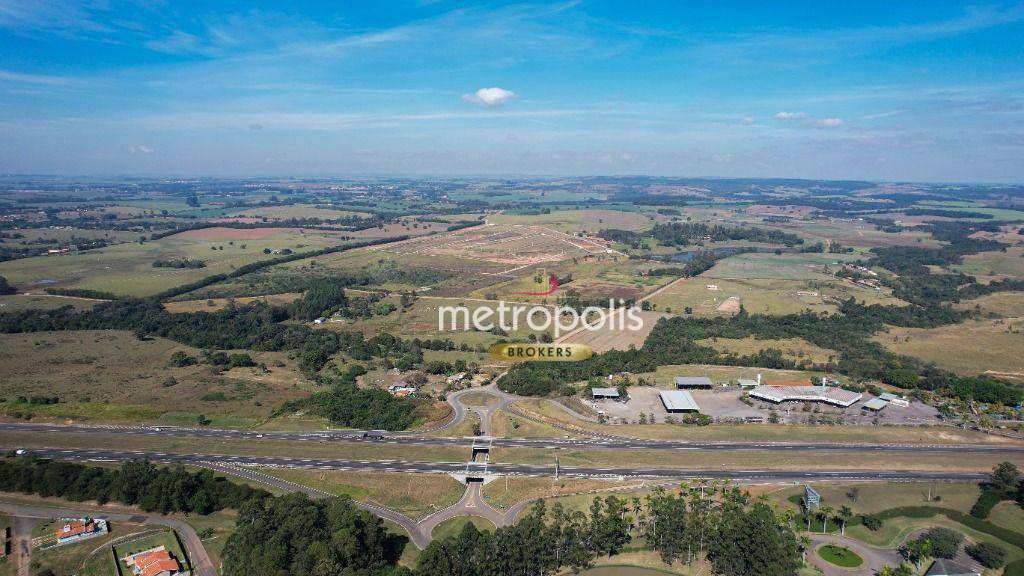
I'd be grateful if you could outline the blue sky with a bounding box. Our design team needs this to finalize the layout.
[1,1,1022,181]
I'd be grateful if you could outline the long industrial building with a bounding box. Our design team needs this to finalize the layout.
[748,385,862,407]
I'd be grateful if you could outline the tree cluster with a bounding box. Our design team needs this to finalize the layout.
[0,455,268,515]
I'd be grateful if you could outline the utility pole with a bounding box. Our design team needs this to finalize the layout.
[555,456,559,480]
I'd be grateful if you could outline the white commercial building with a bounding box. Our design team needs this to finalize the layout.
[748,385,862,408]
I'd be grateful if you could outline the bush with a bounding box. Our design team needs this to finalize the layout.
[919,527,962,559]
[971,490,1003,519]
[0,275,16,295]
[167,351,197,367]
[966,542,1006,568]
[228,353,256,368]
[861,514,883,531]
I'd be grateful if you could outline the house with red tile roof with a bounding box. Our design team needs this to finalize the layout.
[123,546,182,576]
[54,518,107,544]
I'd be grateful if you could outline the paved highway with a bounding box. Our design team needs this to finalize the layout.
[2,421,1020,454]
[4,446,993,483]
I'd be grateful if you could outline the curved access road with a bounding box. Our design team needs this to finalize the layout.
[203,462,431,549]
[0,502,217,576]
[806,533,902,576]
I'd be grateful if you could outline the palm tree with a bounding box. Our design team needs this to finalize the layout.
[799,535,812,564]
[839,506,853,535]
[819,506,833,533]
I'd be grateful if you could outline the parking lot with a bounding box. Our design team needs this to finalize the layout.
[585,385,941,426]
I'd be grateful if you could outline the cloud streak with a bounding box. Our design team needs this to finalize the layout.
[774,112,844,128]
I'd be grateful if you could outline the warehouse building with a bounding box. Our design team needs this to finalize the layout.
[862,397,889,412]
[660,390,701,413]
[591,387,621,400]
[674,376,714,389]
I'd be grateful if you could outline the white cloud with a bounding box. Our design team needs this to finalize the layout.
[462,87,517,107]
[127,144,153,154]
[740,116,756,125]
[774,111,843,128]
[814,118,844,128]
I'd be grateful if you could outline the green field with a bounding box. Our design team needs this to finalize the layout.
[703,252,856,280]
[817,545,863,568]
[953,246,1024,281]
[430,516,496,540]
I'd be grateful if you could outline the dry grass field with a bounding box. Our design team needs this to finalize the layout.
[760,481,981,516]
[228,205,369,220]
[0,293,101,312]
[162,292,301,313]
[956,291,1024,317]
[470,255,662,305]
[489,410,572,438]
[488,209,659,233]
[874,318,1024,378]
[260,469,464,519]
[648,264,903,317]
[559,310,668,352]
[378,223,611,271]
[990,501,1024,533]
[696,336,837,365]
[321,296,555,346]
[482,476,641,510]
[0,330,311,424]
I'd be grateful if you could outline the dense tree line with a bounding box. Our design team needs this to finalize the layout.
[222,493,407,576]
[415,497,631,575]
[645,250,746,279]
[417,484,801,576]
[43,287,119,299]
[288,278,351,321]
[903,208,994,219]
[597,223,802,250]
[654,222,803,247]
[152,257,207,269]
[0,455,268,514]
[866,220,1010,306]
